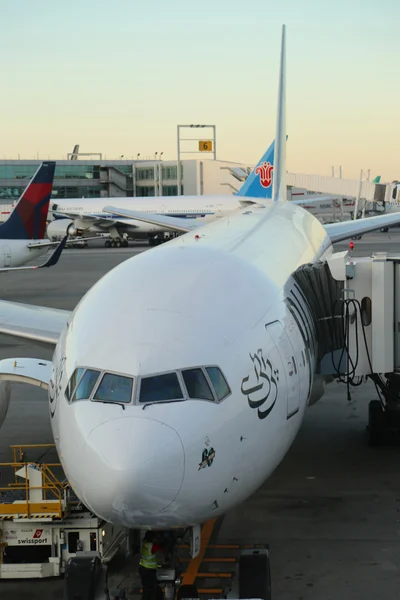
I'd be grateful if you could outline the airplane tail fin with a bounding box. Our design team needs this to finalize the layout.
[272,25,287,203]
[0,162,56,240]
[237,140,275,199]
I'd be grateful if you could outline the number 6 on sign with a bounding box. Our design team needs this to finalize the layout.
[199,140,213,152]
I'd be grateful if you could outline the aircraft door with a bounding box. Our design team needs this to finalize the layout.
[216,204,223,218]
[266,320,300,418]
[3,246,11,268]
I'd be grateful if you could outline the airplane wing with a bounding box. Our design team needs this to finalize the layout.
[103,206,201,233]
[90,217,140,230]
[325,212,400,243]
[0,358,52,389]
[52,213,140,231]
[52,211,82,219]
[0,300,70,345]
[0,236,68,273]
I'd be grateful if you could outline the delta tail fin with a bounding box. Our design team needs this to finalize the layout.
[0,162,56,240]
[272,25,287,203]
[237,140,275,199]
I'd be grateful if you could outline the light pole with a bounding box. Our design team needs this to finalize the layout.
[177,124,216,195]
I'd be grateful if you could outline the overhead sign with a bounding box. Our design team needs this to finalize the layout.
[198,140,213,152]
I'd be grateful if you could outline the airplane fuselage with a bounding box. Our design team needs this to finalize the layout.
[49,201,332,528]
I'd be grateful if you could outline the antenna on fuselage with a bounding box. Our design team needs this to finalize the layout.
[272,24,287,203]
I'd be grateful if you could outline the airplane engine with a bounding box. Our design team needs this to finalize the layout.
[47,218,79,240]
[0,381,11,428]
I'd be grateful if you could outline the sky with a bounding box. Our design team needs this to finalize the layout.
[2,0,400,180]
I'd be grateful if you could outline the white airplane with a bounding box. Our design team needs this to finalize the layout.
[1,26,400,543]
[0,162,67,272]
[46,141,333,247]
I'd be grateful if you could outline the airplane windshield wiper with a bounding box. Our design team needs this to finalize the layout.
[142,399,184,410]
[94,399,126,410]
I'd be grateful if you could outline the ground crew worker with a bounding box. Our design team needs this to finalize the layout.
[139,531,164,600]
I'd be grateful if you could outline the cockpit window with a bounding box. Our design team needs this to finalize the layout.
[182,368,214,401]
[139,372,183,404]
[205,367,230,401]
[66,368,84,401]
[93,372,133,404]
[72,369,101,402]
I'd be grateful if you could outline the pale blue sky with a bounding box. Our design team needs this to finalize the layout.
[2,0,400,179]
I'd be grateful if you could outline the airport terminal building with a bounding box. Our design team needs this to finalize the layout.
[0,158,253,201]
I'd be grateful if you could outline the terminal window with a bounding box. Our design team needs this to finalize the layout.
[136,167,154,181]
[162,185,178,196]
[162,165,178,180]
[136,186,155,197]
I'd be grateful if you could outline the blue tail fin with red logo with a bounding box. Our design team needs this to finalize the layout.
[237,26,287,201]
[236,140,275,199]
[0,162,56,240]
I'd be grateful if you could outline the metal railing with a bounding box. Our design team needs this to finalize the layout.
[0,444,67,519]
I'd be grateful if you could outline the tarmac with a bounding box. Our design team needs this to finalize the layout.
[1,232,400,599]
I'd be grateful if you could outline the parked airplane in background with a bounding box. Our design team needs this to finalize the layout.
[1,27,400,561]
[46,141,276,246]
[0,162,67,272]
[46,142,332,247]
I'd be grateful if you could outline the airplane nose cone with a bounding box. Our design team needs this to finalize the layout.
[80,417,184,524]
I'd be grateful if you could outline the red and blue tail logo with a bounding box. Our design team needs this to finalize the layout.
[0,162,55,240]
[255,161,274,188]
[237,141,275,199]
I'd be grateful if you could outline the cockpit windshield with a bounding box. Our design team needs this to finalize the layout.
[182,368,214,401]
[93,372,133,404]
[205,367,230,401]
[137,366,230,405]
[139,372,183,404]
[73,369,101,402]
[66,368,84,401]
[66,365,230,406]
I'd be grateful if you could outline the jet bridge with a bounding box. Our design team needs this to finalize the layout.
[287,173,400,222]
[323,250,400,444]
[291,250,400,443]
[325,250,398,377]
